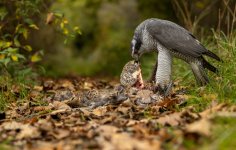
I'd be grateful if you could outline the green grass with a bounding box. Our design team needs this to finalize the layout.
[172,117,236,150]
[0,73,34,111]
[206,117,236,150]
[140,31,236,112]
[161,31,236,149]
[138,31,236,117]
[174,31,236,106]
[0,144,12,150]
[0,136,13,150]
[0,76,14,111]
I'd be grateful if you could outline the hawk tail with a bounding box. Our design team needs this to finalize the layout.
[202,57,218,74]
[204,50,221,62]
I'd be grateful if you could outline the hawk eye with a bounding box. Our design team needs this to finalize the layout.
[135,40,142,51]
[131,39,142,54]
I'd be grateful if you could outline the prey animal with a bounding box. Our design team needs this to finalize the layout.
[120,60,144,89]
[131,18,221,95]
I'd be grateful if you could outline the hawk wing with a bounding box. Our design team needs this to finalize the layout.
[146,19,220,60]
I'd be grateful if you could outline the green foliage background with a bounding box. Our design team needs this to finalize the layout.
[43,0,178,77]
[0,0,235,81]
[40,0,234,78]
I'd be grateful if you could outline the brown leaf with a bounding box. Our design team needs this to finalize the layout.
[200,103,229,118]
[42,80,55,92]
[51,129,70,139]
[29,90,42,98]
[137,90,153,100]
[156,112,182,126]
[79,108,92,116]
[50,101,71,115]
[92,106,108,116]
[36,119,54,132]
[33,85,44,92]
[32,105,52,112]
[61,80,75,90]
[66,97,81,108]
[5,76,236,149]
[214,112,236,118]
[46,12,55,25]
[97,125,161,150]
[83,82,93,90]
[51,101,71,110]
[16,102,30,115]
[54,80,75,91]
[185,119,211,136]
[117,106,130,114]
[26,141,65,150]
[1,121,40,140]
[11,84,21,94]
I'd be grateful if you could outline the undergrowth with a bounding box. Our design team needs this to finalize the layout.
[0,68,38,111]
[172,31,236,111]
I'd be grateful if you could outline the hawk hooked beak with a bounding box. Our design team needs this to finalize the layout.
[131,40,140,61]
[132,49,139,61]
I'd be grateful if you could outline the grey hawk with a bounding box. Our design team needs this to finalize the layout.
[131,18,221,95]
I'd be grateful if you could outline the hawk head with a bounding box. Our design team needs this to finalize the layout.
[131,20,155,61]
[131,37,142,61]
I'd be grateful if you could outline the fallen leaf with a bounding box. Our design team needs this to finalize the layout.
[1,121,40,140]
[136,90,154,104]
[61,80,75,90]
[83,82,93,90]
[51,129,70,139]
[3,76,236,149]
[200,103,229,118]
[33,85,44,92]
[43,80,54,90]
[46,12,55,25]
[36,119,54,132]
[51,101,71,110]
[185,119,211,136]
[156,112,181,126]
[92,106,108,116]
[49,101,71,115]
[54,80,75,91]
[32,105,52,112]
[97,125,161,150]
[214,112,236,118]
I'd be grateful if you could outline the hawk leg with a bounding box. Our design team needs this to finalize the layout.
[155,49,173,96]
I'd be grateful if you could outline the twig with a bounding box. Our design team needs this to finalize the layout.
[193,0,219,33]
[172,0,189,28]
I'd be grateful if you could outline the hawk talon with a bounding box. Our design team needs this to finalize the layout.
[164,81,173,97]
[156,81,173,97]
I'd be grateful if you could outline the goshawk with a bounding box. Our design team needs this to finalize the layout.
[131,18,221,95]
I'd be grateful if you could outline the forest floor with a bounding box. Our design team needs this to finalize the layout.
[0,76,236,150]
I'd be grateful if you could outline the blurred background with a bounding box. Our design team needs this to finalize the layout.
[1,0,236,147]
[0,0,235,81]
